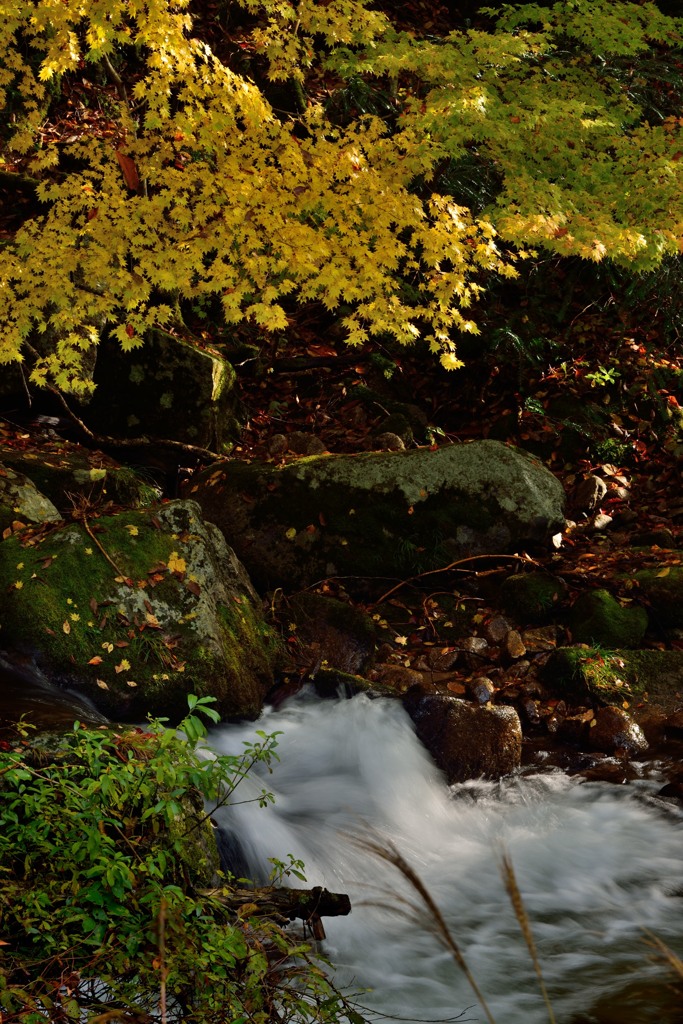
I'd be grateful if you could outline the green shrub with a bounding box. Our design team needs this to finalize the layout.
[0,697,360,1024]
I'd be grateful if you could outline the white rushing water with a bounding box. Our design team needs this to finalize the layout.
[210,693,683,1024]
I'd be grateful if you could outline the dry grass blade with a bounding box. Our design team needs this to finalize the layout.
[499,850,555,1024]
[643,929,683,980]
[351,834,498,1024]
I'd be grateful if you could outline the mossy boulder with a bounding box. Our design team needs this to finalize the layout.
[569,589,648,648]
[0,437,160,512]
[500,571,568,624]
[0,500,276,721]
[544,646,683,713]
[83,330,241,449]
[634,566,683,631]
[186,440,565,590]
[0,463,61,531]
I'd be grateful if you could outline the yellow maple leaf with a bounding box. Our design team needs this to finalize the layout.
[167,551,187,574]
[115,659,131,674]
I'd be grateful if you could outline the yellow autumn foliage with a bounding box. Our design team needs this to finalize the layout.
[0,0,681,389]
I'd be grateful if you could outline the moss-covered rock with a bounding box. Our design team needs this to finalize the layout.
[186,440,566,590]
[84,330,241,449]
[0,500,276,721]
[0,463,61,531]
[500,571,568,624]
[544,646,683,713]
[634,566,683,631]
[0,437,159,512]
[569,589,648,648]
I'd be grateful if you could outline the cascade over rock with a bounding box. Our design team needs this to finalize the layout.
[186,440,566,589]
[403,689,523,782]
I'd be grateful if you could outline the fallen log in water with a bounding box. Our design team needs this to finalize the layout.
[201,885,351,939]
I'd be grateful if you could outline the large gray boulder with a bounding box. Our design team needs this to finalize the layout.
[186,440,565,589]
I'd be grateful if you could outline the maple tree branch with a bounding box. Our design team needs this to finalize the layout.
[101,54,129,106]
[372,552,540,607]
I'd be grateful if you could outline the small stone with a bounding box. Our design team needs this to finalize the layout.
[504,630,526,659]
[372,432,405,452]
[523,698,541,725]
[268,434,289,456]
[485,616,511,644]
[630,528,676,548]
[287,431,327,455]
[374,664,423,693]
[521,626,560,651]
[573,475,607,512]
[470,676,496,704]
[592,512,613,531]
[461,636,489,655]
[506,659,531,679]
[427,646,460,671]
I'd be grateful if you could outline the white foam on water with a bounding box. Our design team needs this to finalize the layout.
[209,693,683,1024]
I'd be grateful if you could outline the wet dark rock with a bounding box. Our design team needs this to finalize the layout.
[522,698,541,725]
[287,593,376,676]
[576,758,639,784]
[403,688,522,783]
[84,329,241,449]
[587,706,648,756]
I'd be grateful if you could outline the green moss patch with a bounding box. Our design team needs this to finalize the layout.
[545,646,683,712]
[569,589,648,648]
[500,571,568,624]
[0,500,275,721]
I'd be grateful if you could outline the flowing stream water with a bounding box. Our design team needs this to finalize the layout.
[211,692,683,1024]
